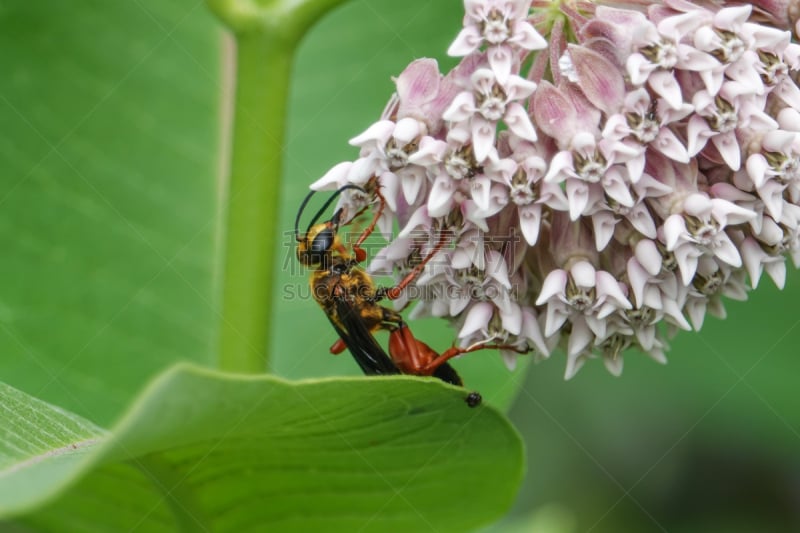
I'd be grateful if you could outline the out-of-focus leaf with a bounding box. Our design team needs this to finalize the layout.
[507,268,800,531]
[3,364,524,532]
[0,0,220,425]
[481,504,577,533]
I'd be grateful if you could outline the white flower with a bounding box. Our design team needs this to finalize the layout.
[536,261,632,351]
[661,192,756,284]
[308,0,800,380]
[488,154,568,245]
[443,68,537,162]
[602,88,692,182]
[626,11,719,108]
[544,134,632,221]
[687,83,778,170]
[448,0,546,82]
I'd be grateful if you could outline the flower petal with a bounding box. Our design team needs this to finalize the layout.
[427,175,456,217]
[311,161,352,190]
[710,131,741,171]
[447,26,482,56]
[653,127,690,162]
[568,44,626,114]
[504,103,538,142]
[350,120,395,147]
[472,116,497,162]
[566,180,590,220]
[442,92,476,122]
[635,239,663,275]
[536,269,568,305]
[488,45,513,84]
[712,234,743,266]
[459,301,494,337]
[532,81,577,143]
[663,215,686,251]
[567,317,593,357]
[648,71,683,109]
[518,204,543,245]
[571,261,597,288]
[591,211,617,251]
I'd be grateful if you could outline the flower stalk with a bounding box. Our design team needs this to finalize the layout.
[208,0,347,373]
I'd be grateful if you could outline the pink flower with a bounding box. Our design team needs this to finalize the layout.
[419,135,508,228]
[683,257,748,330]
[487,150,568,245]
[391,59,460,135]
[602,88,691,182]
[661,192,756,284]
[308,0,800,380]
[745,129,800,220]
[625,11,719,108]
[346,118,442,213]
[448,0,547,82]
[543,133,630,220]
[687,82,778,170]
[443,67,537,162]
[587,172,670,250]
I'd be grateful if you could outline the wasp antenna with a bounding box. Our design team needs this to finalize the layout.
[295,189,318,242]
[331,207,344,228]
[464,335,498,352]
[305,184,366,236]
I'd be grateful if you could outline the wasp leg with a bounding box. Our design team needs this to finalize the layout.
[351,187,387,263]
[379,307,404,330]
[421,343,530,374]
[388,323,427,374]
[374,228,450,301]
[330,338,347,354]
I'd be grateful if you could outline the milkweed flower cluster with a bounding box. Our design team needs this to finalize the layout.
[311,0,800,379]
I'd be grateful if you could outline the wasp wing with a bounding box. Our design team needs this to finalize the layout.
[431,362,463,386]
[328,295,400,376]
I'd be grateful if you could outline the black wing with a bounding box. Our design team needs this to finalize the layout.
[432,362,463,386]
[327,295,400,376]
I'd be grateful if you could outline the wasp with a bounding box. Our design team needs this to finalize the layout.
[295,184,402,376]
[296,184,509,406]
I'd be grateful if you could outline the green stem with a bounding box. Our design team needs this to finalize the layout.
[209,0,348,373]
[218,32,290,374]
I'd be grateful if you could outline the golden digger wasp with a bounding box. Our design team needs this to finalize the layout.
[295,183,517,407]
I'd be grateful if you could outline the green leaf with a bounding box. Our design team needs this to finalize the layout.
[3,364,524,532]
[0,0,220,425]
[0,380,106,513]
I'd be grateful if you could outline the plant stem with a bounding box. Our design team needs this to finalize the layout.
[209,0,348,373]
[217,32,291,374]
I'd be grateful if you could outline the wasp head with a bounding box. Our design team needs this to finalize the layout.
[295,185,366,269]
[296,218,340,268]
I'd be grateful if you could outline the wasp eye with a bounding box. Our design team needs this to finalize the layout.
[308,228,334,262]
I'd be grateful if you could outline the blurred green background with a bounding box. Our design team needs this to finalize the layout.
[1,0,799,531]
